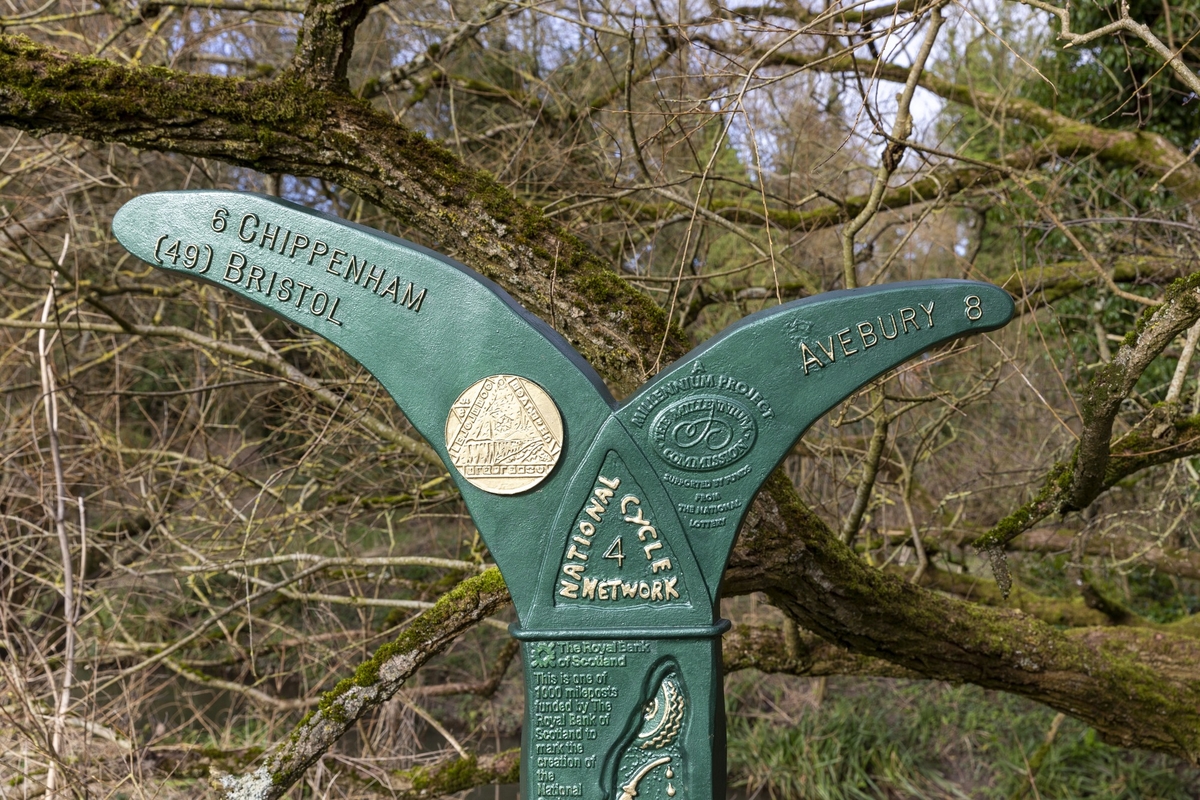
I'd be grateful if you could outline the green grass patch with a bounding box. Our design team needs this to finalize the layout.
[726,677,1200,799]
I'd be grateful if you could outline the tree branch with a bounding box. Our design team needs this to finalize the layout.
[725,471,1200,760]
[707,45,1200,200]
[839,1,945,288]
[0,315,443,464]
[0,35,687,394]
[410,638,520,698]
[1014,527,1200,583]
[912,565,1120,629]
[290,0,380,91]
[1071,283,1200,506]
[720,0,922,27]
[975,408,1200,550]
[621,148,1047,234]
[1003,256,1193,309]
[214,569,511,800]
[1016,0,1200,99]
[387,748,521,799]
[358,0,511,99]
[722,623,920,679]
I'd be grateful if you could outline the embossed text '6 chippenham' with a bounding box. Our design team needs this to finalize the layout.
[168,206,432,331]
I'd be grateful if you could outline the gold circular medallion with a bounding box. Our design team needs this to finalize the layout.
[445,375,564,495]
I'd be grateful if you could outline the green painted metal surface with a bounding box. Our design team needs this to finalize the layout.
[113,190,1015,800]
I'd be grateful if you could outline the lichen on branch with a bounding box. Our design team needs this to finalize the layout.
[216,569,510,800]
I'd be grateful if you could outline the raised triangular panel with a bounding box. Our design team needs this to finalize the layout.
[554,451,689,610]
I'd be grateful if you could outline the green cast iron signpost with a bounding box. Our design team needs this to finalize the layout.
[113,191,1014,800]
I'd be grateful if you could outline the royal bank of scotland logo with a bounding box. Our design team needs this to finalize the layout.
[530,642,556,668]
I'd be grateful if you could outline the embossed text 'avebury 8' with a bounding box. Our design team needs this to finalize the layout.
[113,191,1015,800]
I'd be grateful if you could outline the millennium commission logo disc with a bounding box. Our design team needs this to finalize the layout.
[650,394,757,472]
[445,375,564,495]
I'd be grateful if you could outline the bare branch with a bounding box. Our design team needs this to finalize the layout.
[359,0,511,99]
[710,46,1200,200]
[1015,0,1200,98]
[723,623,920,679]
[217,569,510,800]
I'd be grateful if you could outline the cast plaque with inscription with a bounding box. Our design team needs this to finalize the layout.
[112,191,1015,800]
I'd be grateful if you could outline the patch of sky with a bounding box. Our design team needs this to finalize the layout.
[177,14,295,77]
[721,84,822,187]
[858,11,940,150]
[624,242,654,276]
[225,172,336,212]
[502,0,686,78]
[384,15,431,71]
[514,13,581,74]
[165,16,191,64]
[679,3,949,179]
[822,0,1053,173]
[231,170,259,192]
[285,177,340,214]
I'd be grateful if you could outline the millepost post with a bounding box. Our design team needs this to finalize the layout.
[113,190,1014,800]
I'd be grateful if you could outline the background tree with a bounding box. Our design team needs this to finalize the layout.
[1,0,1200,797]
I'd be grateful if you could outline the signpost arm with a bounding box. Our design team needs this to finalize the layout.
[112,190,616,609]
[615,279,1015,589]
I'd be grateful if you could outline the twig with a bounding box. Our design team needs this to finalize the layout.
[361,0,512,98]
[1166,320,1200,403]
[162,657,316,710]
[218,569,509,800]
[397,695,466,757]
[410,639,520,698]
[37,237,73,800]
[0,316,442,464]
[1150,138,1200,194]
[1019,0,1200,97]
[1009,712,1066,800]
[152,0,305,10]
[839,1,945,289]
[841,388,889,547]
[135,553,486,576]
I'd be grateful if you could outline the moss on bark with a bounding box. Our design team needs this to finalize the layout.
[211,569,511,799]
[394,750,521,797]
